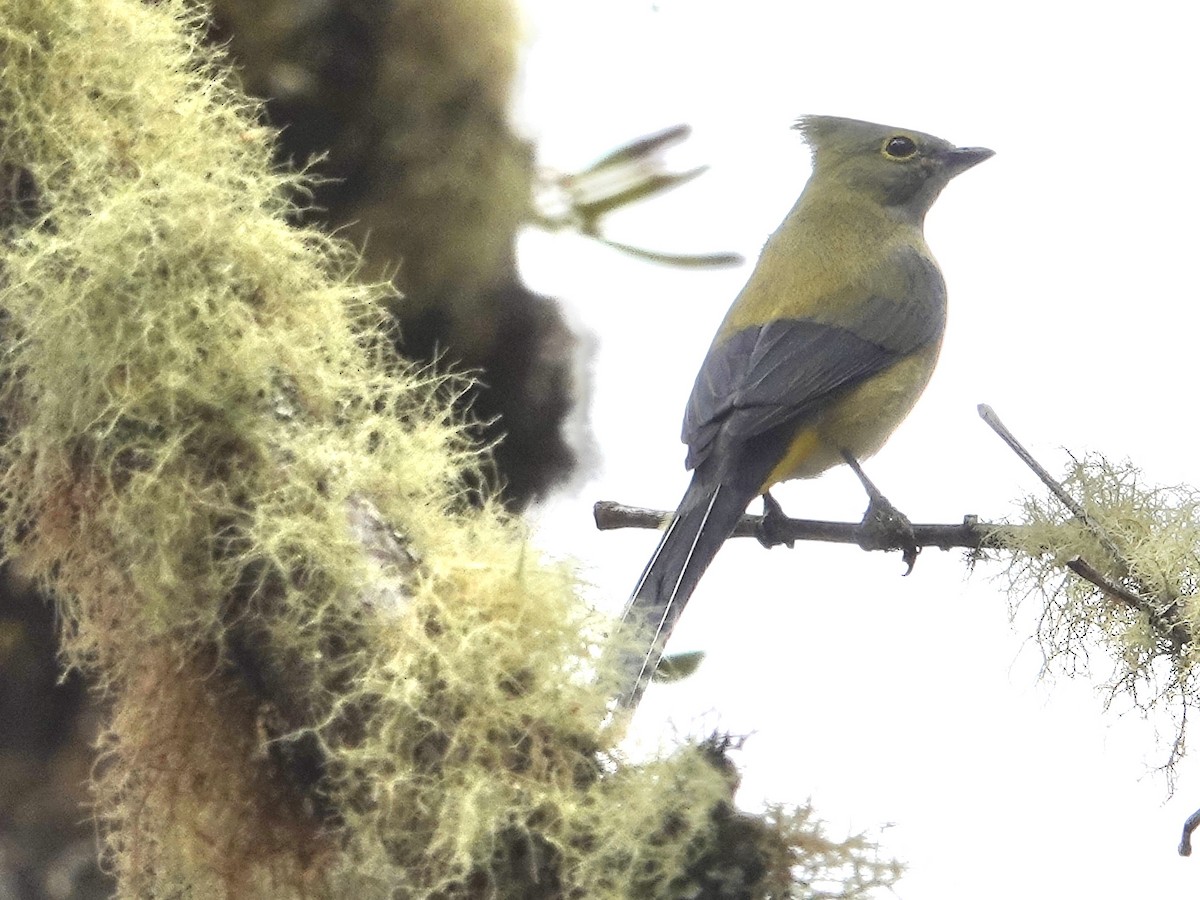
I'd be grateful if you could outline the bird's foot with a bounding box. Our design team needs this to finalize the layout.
[858,494,919,574]
[756,491,795,549]
[840,449,919,573]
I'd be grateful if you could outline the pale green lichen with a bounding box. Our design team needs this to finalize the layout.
[998,454,1200,774]
[0,1,901,896]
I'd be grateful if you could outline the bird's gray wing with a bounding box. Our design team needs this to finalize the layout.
[682,247,946,472]
[682,318,901,471]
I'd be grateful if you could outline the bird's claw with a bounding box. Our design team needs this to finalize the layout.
[756,491,795,549]
[858,495,919,574]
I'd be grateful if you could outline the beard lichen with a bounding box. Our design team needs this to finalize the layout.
[998,453,1200,778]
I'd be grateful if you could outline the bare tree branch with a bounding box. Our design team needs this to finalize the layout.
[593,500,997,553]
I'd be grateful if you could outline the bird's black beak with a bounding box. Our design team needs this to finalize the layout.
[940,146,994,176]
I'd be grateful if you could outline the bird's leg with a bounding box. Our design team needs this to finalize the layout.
[756,490,795,549]
[840,450,919,574]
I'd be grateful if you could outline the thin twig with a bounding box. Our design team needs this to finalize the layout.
[978,404,1127,569]
[1180,807,1200,856]
[593,500,997,552]
[1063,557,1151,614]
[1063,556,1188,650]
[1066,555,1188,651]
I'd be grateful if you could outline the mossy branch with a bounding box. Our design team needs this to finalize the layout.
[978,404,1195,660]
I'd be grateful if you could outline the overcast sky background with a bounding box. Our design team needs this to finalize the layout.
[510,2,1197,896]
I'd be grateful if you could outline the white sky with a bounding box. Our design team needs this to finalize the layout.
[512,1,1200,896]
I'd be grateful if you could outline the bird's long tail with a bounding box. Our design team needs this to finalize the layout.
[615,475,757,708]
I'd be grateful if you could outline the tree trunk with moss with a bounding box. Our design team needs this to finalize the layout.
[209,0,582,510]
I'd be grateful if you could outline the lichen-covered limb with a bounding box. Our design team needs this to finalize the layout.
[996,449,1200,780]
[975,409,1200,781]
[0,2,900,897]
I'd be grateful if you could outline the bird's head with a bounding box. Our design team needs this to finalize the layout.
[795,115,993,220]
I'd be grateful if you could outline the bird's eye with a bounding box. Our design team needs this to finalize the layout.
[883,135,918,159]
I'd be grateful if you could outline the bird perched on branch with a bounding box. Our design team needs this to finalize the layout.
[617,115,992,709]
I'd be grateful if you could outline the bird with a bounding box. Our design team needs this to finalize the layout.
[616,115,992,709]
